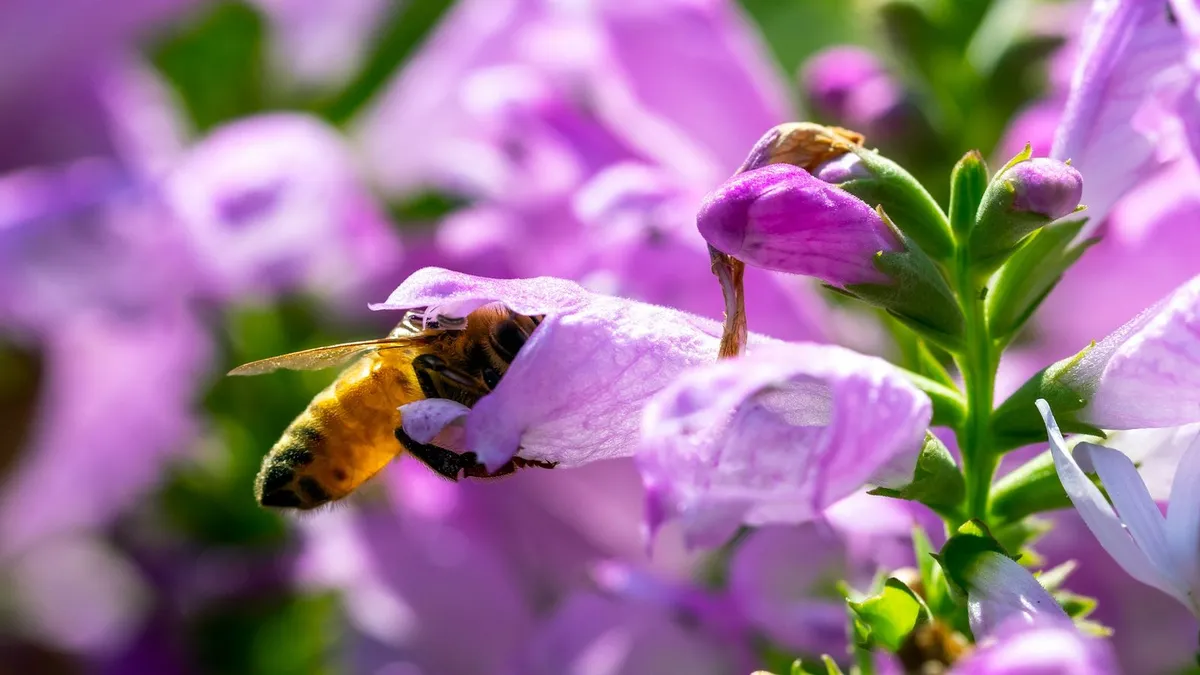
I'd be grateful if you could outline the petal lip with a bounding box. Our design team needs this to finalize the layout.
[368,266,593,320]
[1036,400,1183,601]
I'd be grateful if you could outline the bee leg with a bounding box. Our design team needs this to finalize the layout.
[460,454,558,479]
[394,427,466,481]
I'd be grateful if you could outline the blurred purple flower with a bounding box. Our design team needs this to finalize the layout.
[250,0,390,90]
[1056,274,1200,429]
[950,617,1120,675]
[1038,401,1200,616]
[164,113,402,306]
[638,342,931,549]
[697,163,901,286]
[353,0,837,346]
[0,0,194,171]
[1051,0,1189,233]
[801,46,908,136]
[377,267,745,470]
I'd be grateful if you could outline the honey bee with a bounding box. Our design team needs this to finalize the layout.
[229,305,555,510]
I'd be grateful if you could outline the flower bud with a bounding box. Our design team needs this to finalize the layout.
[969,151,1083,269]
[814,147,954,260]
[698,163,964,348]
[698,163,900,287]
[802,46,908,136]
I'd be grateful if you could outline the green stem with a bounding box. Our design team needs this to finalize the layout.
[953,257,997,522]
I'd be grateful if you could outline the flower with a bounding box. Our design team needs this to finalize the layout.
[1060,274,1200,429]
[960,550,1070,636]
[970,155,1084,265]
[697,163,902,286]
[1037,399,1200,616]
[374,267,747,471]
[1050,0,1189,234]
[801,46,908,137]
[637,341,931,549]
[164,113,402,306]
[950,617,1120,675]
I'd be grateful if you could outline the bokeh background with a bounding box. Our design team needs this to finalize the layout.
[3,0,1198,673]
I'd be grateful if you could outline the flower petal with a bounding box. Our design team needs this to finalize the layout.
[1036,400,1177,596]
[1052,0,1188,231]
[1063,274,1200,429]
[954,616,1121,674]
[399,399,470,444]
[1165,431,1200,605]
[1076,442,1188,601]
[638,342,930,548]
[374,267,734,470]
[965,551,1069,638]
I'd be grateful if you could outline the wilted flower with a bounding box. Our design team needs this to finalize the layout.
[638,342,931,548]
[1038,400,1200,616]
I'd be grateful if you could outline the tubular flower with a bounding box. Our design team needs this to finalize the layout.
[1051,0,1189,233]
[637,342,931,549]
[373,267,771,471]
[1038,400,1200,616]
[698,163,901,286]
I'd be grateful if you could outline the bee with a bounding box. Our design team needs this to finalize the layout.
[229,305,556,510]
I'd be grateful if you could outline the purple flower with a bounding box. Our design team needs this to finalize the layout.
[697,163,902,286]
[1004,158,1084,220]
[250,0,389,89]
[950,617,1120,675]
[1051,0,1189,233]
[163,113,402,305]
[802,46,907,135]
[959,549,1070,636]
[374,267,742,471]
[1056,274,1200,429]
[637,342,931,549]
[1038,401,1200,616]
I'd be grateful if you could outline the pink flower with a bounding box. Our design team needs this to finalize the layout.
[638,342,932,548]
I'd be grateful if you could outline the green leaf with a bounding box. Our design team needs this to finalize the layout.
[1035,560,1077,593]
[821,655,846,675]
[1056,590,1098,620]
[948,150,989,237]
[148,1,269,132]
[990,516,1053,556]
[869,432,965,517]
[849,578,931,651]
[987,218,1096,341]
[901,371,965,427]
[190,592,342,675]
[313,0,456,124]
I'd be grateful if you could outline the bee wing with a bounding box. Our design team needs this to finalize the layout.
[228,337,421,376]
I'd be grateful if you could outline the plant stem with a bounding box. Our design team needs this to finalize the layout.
[953,258,997,522]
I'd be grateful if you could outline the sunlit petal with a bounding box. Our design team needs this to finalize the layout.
[965,551,1068,638]
[1077,442,1189,602]
[1166,432,1200,606]
[1036,400,1174,594]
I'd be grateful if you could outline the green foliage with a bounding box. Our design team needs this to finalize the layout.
[190,592,343,675]
[987,218,1097,342]
[149,1,269,132]
[990,451,1108,524]
[948,151,988,237]
[870,432,965,518]
[849,578,931,651]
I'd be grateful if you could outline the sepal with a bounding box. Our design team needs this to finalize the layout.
[989,451,1104,525]
[844,214,964,350]
[869,432,965,518]
[820,146,954,260]
[948,150,988,237]
[987,218,1097,341]
[901,371,965,428]
[848,577,931,652]
[991,345,1105,451]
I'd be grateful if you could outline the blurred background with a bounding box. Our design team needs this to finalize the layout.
[3,0,1198,673]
